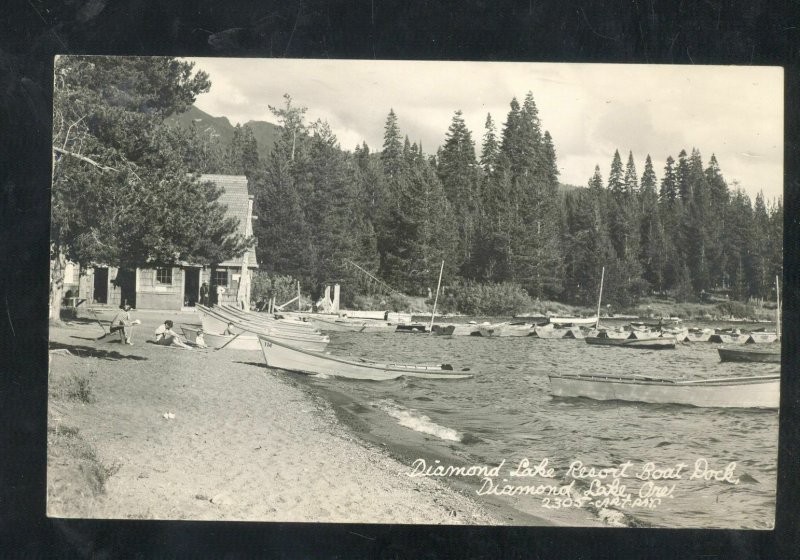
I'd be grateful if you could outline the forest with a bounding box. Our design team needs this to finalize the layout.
[50,56,782,316]
[178,93,783,309]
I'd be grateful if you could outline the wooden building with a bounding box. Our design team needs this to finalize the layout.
[74,175,258,311]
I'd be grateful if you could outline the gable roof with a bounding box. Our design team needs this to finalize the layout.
[199,174,258,268]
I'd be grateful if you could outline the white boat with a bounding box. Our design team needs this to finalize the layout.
[719,277,781,363]
[198,306,323,340]
[745,332,779,344]
[474,322,534,337]
[210,305,320,334]
[531,325,585,339]
[547,316,600,326]
[585,331,676,349]
[681,329,714,342]
[548,373,779,409]
[257,336,473,381]
[431,324,479,336]
[181,324,329,352]
[708,332,749,344]
[302,314,398,333]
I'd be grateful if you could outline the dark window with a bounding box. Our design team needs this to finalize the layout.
[213,269,228,286]
[156,267,173,285]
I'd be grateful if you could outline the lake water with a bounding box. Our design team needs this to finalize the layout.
[295,327,778,529]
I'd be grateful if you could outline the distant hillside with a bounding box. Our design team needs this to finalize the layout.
[167,105,281,160]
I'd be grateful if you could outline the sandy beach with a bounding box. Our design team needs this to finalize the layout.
[46,310,500,524]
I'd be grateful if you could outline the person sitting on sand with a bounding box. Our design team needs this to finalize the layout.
[223,322,235,336]
[154,320,191,348]
[106,304,138,345]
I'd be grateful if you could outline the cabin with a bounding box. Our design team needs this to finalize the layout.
[71,174,258,311]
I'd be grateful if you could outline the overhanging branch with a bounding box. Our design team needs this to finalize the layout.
[53,146,117,172]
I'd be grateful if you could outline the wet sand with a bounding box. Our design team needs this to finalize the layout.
[47,311,501,524]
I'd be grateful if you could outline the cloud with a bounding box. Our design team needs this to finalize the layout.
[185,58,783,200]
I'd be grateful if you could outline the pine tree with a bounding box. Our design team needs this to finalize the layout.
[638,155,665,291]
[381,109,403,178]
[704,154,729,288]
[438,110,479,270]
[624,151,639,194]
[480,113,499,172]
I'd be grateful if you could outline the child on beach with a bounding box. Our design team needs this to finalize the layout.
[154,320,191,348]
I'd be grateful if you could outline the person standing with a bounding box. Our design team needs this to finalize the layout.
[216,284,226,305]
[200,281,210,306]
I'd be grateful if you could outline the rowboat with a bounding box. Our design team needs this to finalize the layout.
[585,332,676,349]
[431,324,479,336]
[681,329,714,343]
[531,325,585,339]
[745,332,778,344]
[548,373,780,408]
[301,314,399,333]
[210,305,320,334]
[181,324,329,352]
[708,332,749,344]
[548,316,601,326]
[718,346,781,363]
[257,336,473,381]
[197,305,322,338]
[474,322,534,337]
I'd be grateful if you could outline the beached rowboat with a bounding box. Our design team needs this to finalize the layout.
[257,335,473,381]
[548,373,779,408]
[181,325,329,352]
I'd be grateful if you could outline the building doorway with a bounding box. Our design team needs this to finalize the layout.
[93,267,109,304]
[184,268,200,306]
[116,268,137,308]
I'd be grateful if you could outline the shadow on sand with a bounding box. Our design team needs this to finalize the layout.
[234,361,267,369]
[50,341,148,361]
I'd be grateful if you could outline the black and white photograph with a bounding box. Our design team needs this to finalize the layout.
[44,56,784,530]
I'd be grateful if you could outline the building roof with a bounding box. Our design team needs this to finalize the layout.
[199,174,258,268]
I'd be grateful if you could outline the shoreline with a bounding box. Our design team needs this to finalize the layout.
[47,315,501,525]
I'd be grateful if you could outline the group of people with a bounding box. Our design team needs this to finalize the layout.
[107,306,240,350]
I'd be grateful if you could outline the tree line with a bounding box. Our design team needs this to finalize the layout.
[50,56,782,317]
[184,93,782,307]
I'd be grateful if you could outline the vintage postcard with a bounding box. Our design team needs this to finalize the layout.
[47,57,782,528]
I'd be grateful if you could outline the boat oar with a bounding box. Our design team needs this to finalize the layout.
[215,331,243,351]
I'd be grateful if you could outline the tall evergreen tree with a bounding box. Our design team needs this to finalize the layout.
[638,155,665,291]
[480,113,499,172]
[381,109,403,178]
[438,110,480,270]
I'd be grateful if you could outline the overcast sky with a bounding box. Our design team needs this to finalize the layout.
[185,58,783,202]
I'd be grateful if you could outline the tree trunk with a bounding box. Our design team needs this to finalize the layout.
[50,245,66,323]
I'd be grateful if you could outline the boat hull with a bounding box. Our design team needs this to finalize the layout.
[718,347,781,363]
[182,325,329,352]
[257,336,473,380]
[474,323,533,337]
[585,336,676,349]
[431,324,478,336]
[549,374,780,408]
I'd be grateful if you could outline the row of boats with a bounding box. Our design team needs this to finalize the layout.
[181,304,780,409]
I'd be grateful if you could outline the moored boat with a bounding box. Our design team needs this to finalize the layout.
[718,346,780,363]
[303,314,399,333]
[548,316,601,326]
[257,335,474,381]
[585,331,676,349]
[474,322,534,337]
[548,373,779,408]
[431,323,479,336]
